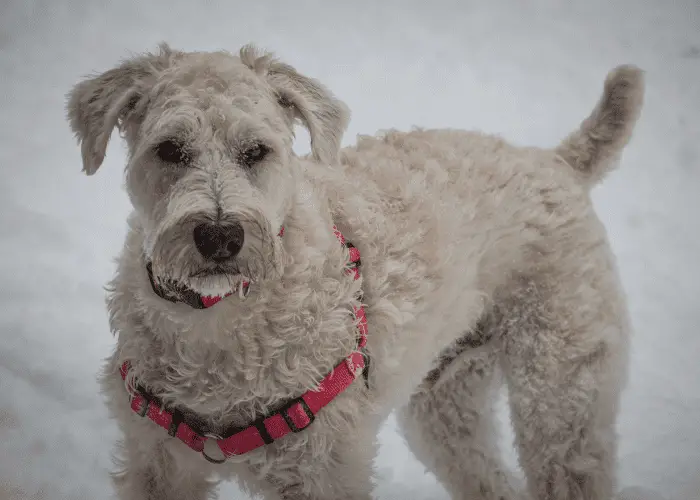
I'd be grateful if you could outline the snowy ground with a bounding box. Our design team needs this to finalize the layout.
[1,1,698,499]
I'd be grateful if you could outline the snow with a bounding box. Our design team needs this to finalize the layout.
[1,1,698,499]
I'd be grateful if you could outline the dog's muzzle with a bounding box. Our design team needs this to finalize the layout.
[146,226,285,308]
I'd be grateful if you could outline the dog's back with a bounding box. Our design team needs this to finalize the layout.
[318,64,644,406]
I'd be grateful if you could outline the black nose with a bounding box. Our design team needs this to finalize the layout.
[193,222,244,262]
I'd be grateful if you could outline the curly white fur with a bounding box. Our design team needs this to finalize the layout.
[66,44,644,500]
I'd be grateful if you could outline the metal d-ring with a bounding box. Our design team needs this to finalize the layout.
[201,434,227,464]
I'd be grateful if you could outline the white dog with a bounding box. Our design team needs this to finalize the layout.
[67,44,644,500]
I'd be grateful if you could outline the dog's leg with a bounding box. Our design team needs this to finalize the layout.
[110,432,217,500]
[100,361,217,500]
[397,335,520,500]
[263,450,376,500]
[264,433,377,500]
[231,389,378,500]
[499,267,629,500]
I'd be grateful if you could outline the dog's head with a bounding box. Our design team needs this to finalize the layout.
[67,44,349,297]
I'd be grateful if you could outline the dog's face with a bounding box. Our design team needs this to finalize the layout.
[67,44,349,296]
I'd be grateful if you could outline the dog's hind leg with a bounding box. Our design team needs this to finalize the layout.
[397,326,520,500]
[498,262,630,500]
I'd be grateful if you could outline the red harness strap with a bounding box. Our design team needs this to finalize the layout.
[120,225,368,463]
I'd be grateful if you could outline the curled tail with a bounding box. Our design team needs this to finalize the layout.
[556,65,645,186]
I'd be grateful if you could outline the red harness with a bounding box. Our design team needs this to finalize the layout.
[120,225,368,463]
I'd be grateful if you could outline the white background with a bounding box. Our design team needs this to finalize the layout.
[0,1,698,499]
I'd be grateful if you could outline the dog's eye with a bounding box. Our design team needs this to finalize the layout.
[156,140,188,164]
[240,143,270,168]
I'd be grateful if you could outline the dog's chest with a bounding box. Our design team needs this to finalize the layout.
[126,349,283,432]
[121,299,362,430]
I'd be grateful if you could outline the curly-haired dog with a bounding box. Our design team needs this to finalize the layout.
[66,44,643,500]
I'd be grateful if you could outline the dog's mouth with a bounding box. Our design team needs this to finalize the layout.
[190,265,241,279]
[146,262,253,309]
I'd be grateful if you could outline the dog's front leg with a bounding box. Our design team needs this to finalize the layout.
[499,269,629,500]
[100,360,217,500]
[110,432,217,500]
[238,403,378,500]
[262,437,377,500]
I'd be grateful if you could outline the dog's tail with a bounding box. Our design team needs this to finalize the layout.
[555,65,644,186]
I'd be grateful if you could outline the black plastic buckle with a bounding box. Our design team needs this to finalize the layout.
[135,395,149,417]
[168,410,183,437]
[280,398,315,433]
[361,349,371,389]
[132,383,154,418]
[254,420,274,445]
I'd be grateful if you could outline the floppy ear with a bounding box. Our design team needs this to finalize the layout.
[66,44,174,175]
[240,45,350,165]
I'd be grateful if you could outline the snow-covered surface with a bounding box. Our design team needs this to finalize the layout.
[1,1,698,499]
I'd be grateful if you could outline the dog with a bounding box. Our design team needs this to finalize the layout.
[66,44,644,500]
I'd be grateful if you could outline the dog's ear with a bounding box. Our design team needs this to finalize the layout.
[240,45,350,165]
[66,44,174,175]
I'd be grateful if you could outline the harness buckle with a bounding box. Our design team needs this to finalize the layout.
[135,398,149,417]
[130,389,150,418]
[280,398,315,433]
